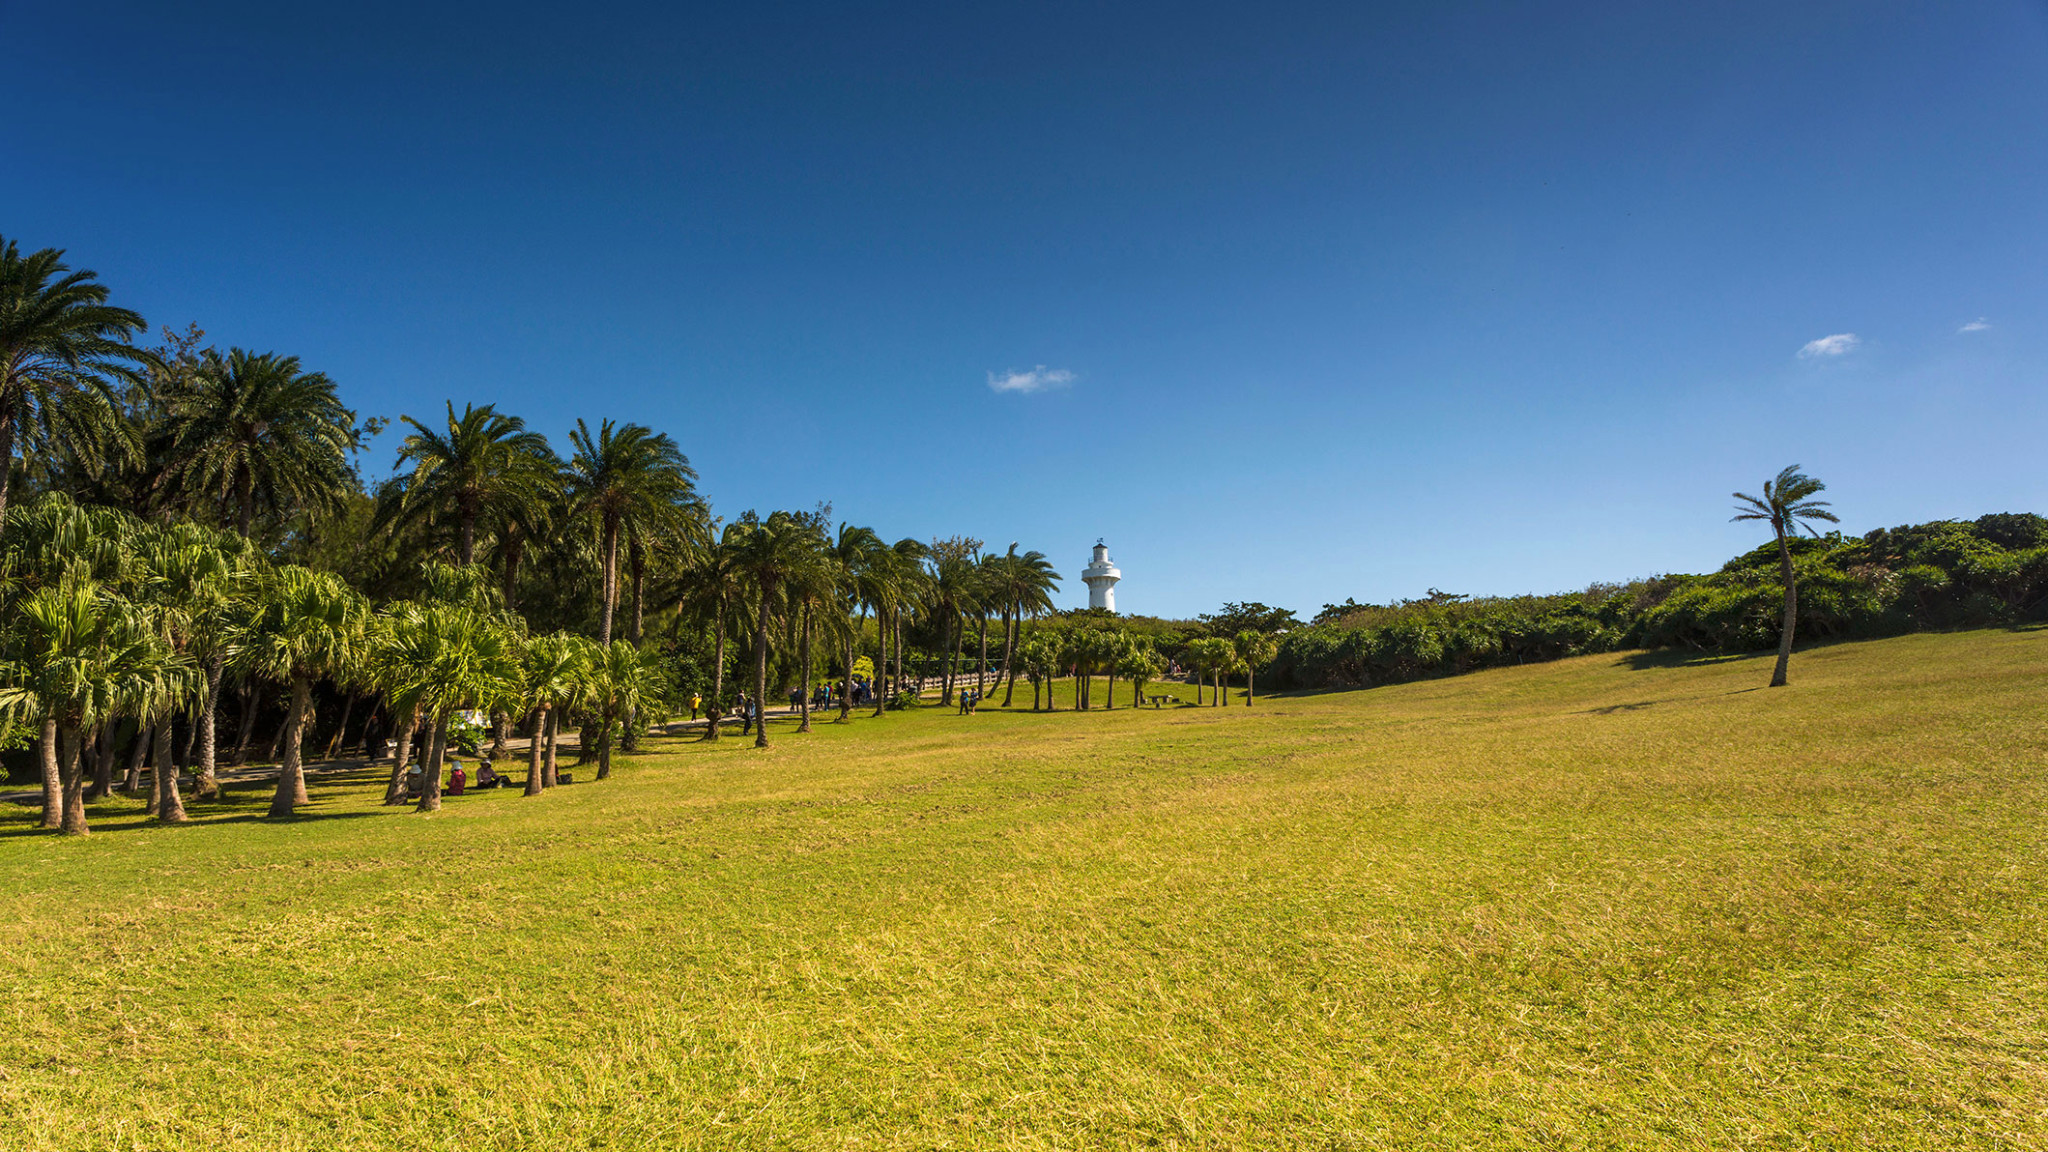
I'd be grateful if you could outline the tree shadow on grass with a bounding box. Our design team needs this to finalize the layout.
[1617,648,1768,672]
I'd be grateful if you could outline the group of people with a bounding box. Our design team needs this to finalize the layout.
[956,687,982,715]
[403,755,512,798]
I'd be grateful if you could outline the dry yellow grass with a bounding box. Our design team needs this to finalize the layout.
[2,628,2045,1149]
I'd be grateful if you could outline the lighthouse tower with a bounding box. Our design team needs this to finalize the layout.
[1082,539,1121,611]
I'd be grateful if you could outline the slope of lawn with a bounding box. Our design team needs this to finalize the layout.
[4,629,2047,1150]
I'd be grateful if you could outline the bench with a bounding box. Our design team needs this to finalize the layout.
[1147,694,1176,709]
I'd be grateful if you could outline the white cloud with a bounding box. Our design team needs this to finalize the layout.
[987,366,1075,394]
[1959,318,1991,333]
[1797,333,1859,359]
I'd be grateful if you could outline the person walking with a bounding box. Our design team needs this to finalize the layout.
[690,692,702,721]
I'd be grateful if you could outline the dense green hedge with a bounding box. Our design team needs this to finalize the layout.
[1268,514,2048,690]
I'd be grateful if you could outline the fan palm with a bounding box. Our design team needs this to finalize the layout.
[0,235,150,539]
[1732,465,1840,687]
[381,402,557,565]
[584,639,663,778]
[676,531,744,740]
[156,349,355,537]
[563,418,698,644]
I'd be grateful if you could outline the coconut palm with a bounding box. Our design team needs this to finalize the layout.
[830,524,885,720]
[231,566,369,817]
[0,235,150,538]
[923,539,984,705]
[1233,630,1280,706]
[563,419,698,645]
[988,546,1060,707]
[156,349,355,537]
[1732,465,1841,688]
[381,402,557,566]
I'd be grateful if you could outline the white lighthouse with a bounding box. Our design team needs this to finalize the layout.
[1082,539,1121,611]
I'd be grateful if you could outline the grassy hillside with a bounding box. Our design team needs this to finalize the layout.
[4,630,2047,1150]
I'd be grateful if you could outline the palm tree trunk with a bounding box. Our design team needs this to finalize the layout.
[144,722,162,817]
[597,708,614,779]
[1000,613,1018,707]
[1247,667,1256,707]
[840,617,856,721]
[122,722,148,794]
[1772,532,1797,688]
[268,677,314,817]
[38,718,60,829]
[0,405,16,538]
[754,589,773,749]
[230,679,257,766]
[58,722,90,836]
[384,706,419,805]
[326,693,358,759]
[798,602,814,733]
[942,615,957,705]
[236,467,255,538]
[416,711,448,812]
[525,707,545,795]
[491,708,510,760]
[704,605,726,740]
[459,510,476,566]
[84,726,112,801]
[544,709,561,786]
[600,519,619,646]
[976,612,988,697]
[156,715,189,823]
[195,656,224,798]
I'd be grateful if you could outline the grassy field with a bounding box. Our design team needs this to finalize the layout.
[4,629,2047,1150]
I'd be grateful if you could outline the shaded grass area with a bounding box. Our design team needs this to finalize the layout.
[3,630,2046,1149]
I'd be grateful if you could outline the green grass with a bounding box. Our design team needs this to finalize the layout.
[5,629,2048,1150]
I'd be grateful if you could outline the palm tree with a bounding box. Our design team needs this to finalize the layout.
[1233,631,1280,706]
[1120,642,1164,708]
[0,235,150,539]
[520,632,584,793]
[1733,465,1840,688]
[133,521,245,818]
[729,511,812,749]
[381,402,557,565]
[563,419,698,645]
[676,532,744,740]
[0,579,197,835]
[231,566,368,817]
[372,601,522,811]
[989,546,1060,707]
[924,538,983,705]
[831,524,885,721]
[156,349,355,537]
[584,639,663,778]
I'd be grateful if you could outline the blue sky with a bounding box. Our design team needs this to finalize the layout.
[7,1,2046,617]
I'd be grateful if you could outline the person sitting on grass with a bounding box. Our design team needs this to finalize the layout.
[405,762,424,797]
[448,761,466,796]
[475,762,500,789]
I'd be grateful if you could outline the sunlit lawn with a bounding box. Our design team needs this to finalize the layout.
[3,628,2046,1150]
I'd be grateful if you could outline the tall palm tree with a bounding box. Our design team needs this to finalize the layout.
[990,546,1060,706]
[231,566,368,817]
[0,235,150,539]
[924,538,983,706]
[729,511,812,749]
[1733,465,1840,688]
[563,419,699,645]
[382,402,557,565]
[677,531,744,740]
[831,524,884,721]
[156,349,355,537]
